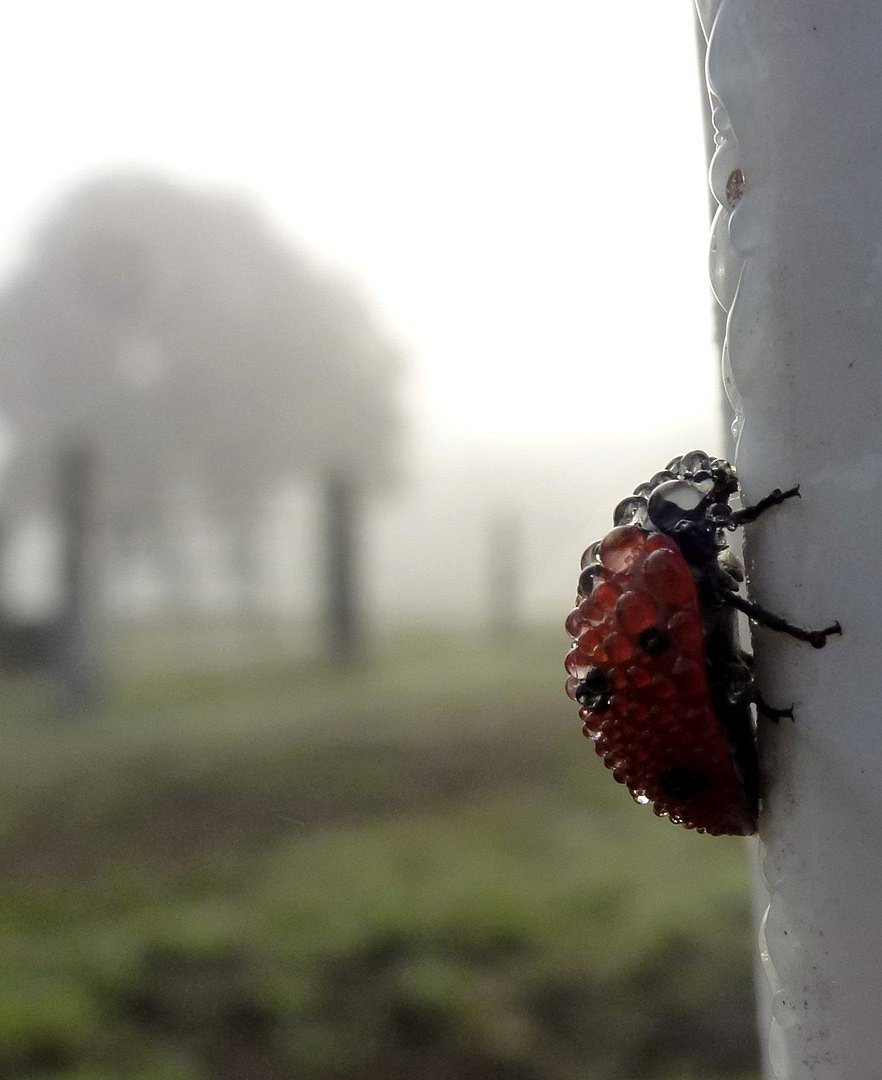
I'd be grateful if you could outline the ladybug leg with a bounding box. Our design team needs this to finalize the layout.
[720,591,842,648]
[753,692,795,723]
[729,484,800,527]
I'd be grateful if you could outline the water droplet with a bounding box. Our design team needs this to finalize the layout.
[647,480,706,531]
[613,495,648,526]
[580,541,601,569]
[680,450,712,474]
[599,526,647,573]
[707,502,733,525]
[709,135,742,207]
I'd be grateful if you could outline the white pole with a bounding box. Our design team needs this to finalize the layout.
[698,3,882,1077]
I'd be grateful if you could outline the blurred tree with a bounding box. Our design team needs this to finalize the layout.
[0,171,403,669]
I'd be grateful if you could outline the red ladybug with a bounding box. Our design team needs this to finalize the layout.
[564,450,841,836]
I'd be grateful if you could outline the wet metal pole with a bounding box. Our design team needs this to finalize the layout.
[697,3,882,1077]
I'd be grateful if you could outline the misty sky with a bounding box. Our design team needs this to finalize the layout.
[0,2,719,454]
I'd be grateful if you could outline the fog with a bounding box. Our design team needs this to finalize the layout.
[0,7,756,1080]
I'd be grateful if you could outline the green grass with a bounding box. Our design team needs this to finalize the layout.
[0,626,761,1079]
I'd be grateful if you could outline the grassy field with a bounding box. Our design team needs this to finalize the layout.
[0,626,761,1079]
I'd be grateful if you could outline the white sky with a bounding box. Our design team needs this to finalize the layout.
[0,1,719,449]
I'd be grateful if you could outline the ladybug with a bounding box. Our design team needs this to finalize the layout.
[564,450,841,836]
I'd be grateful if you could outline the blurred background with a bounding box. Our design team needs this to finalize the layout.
[0,4,760,1079]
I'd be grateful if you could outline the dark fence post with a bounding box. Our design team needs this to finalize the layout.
[53,438,99,712]
[322,471,363,663]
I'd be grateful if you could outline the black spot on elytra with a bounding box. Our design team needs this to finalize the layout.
[639,628,670,655]
[660,767,710,799]
[575,668,612,712]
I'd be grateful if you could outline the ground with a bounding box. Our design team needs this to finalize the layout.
[0,626,761,1079]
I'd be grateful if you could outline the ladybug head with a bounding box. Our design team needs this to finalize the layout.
[612,451,740,563]
[647,478,714,532]
[641,453,739,563]
[669,517,719,563]
[645,454,738,531]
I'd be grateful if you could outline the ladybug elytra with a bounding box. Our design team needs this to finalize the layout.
[564,450,841,836]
